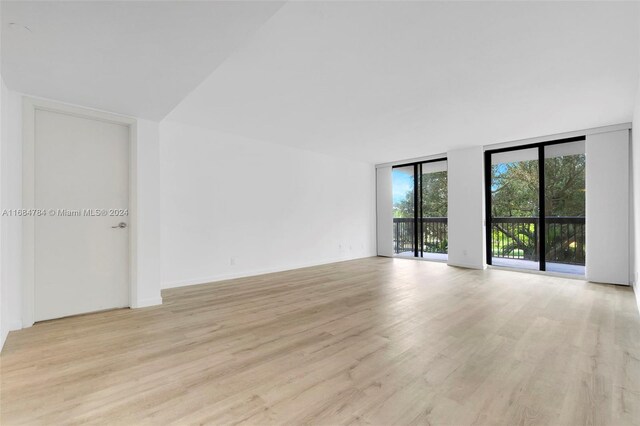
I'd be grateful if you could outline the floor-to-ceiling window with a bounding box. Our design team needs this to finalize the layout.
[487,147,540,271]
[392,165,416,256]
[485,137,585,275]
[392,159,448,260]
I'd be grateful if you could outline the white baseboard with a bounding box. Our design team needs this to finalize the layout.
[447,261,486,270]
[162,254,376,290]
[1,330,7,352]
[1,320,23,352]
[131,297,163,308]
[1,328,8,352]
[586,275,630,286]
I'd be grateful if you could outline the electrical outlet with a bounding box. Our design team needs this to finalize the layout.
[230,257,236,266]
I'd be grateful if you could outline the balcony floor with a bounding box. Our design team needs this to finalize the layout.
[395,252,585,276]
[395,252,448,261]
[491,257,585,276]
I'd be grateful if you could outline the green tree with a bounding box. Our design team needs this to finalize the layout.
[490,154,585,261]
[544,155,585,216]
[394,171,447,218]
[491,160,539,217]
[490,155,585,217]
[393,171,448,254]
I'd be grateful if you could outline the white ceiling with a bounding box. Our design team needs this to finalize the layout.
[166,1,640,163]
[1,1,283,120]
[3,2,639,164]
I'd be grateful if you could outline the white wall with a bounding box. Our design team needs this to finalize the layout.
[632,82,640,312]
[1,84,23,348]
[0,74,3,350]
[446,146,486,269]
[159,120,376,288]
[131,119,162,307]
[586,130,631,286]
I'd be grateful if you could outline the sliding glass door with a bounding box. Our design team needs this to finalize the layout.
[544,141,586,274]
[485,137,585,275]
[392,165,416,256]
[420,161,448,261]
[392,159,448,260]
[488,148,540,271]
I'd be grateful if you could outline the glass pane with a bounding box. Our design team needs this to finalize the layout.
[490,148,540,271]
[420,163,448,260]
[392,166,415,257]
[544,142,585,275]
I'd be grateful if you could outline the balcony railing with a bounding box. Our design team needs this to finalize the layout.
[491,216,585,265]
[393,217,447,255]
[393,216,585,266]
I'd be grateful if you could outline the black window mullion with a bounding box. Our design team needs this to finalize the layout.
[418,163,424,257]
[539,146,546,271]
[484,150,493,265]
[413,163,419,258]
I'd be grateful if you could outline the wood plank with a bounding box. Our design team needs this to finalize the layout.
[1,257,639,425]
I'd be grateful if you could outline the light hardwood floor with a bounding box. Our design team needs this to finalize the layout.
[2,257,640,425]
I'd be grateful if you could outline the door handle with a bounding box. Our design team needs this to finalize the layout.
[111,222,127,229]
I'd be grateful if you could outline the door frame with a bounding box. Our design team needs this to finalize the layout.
[22,97,137,327]
[483,135,585,271]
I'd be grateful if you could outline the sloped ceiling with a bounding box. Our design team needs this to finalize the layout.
[166,1,640,163]
[2,1,639,163]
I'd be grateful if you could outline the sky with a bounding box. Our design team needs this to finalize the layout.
[392,168,414,204]
[492,163,508,191]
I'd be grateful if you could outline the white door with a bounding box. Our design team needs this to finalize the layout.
[34,109,129,321]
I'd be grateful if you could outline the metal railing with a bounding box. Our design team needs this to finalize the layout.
[393,216,585,265]
[490,216,585,265]
[393,217,447,255]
